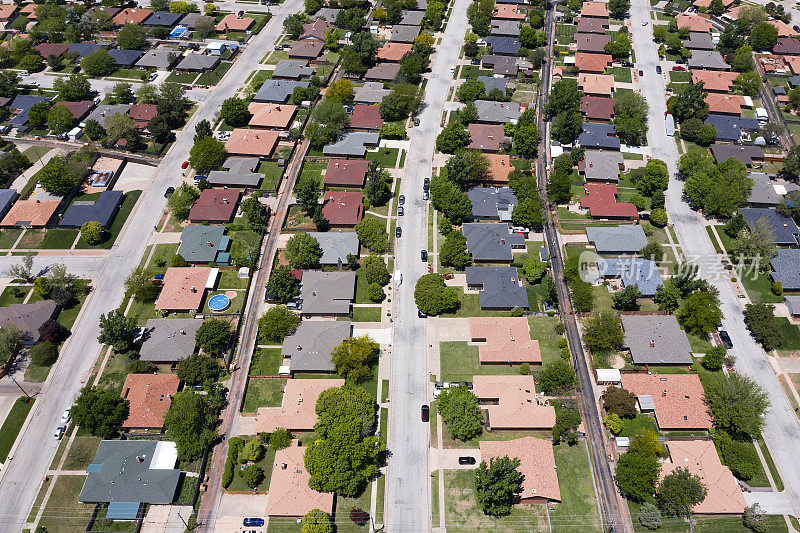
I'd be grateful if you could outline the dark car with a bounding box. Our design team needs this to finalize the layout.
[421,249,428,261]
[164,186,175,198]
[622,61,634,67]
[471,58,481,65]
[423,177,430,190]
[638,69,643,76]
[421,405,430,422]
[398,194,405,205]
[458,456,476,465]
[396,227,402,238]
[719,329,733,349]
[460,381,474,390]
[656,65,662,74]
[243,518,265,527]
[418,309,427,318]
[414,117,420,126]
[398,206,404,216]
[794,25,800,32]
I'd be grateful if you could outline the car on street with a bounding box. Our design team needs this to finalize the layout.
[718,329,733,349]
[423,177,430,190]
[457,381,473,389]
[795,24,800,32]
[421,405,430,422]
[458,456,476,465]
[421,249,427,261]
[398,194,405,205]
[414,118,420,126]
[656,65,662,74]
[164,187,175,198]
[423,191,429,200]
[418,309,427,318]
[638,69,643,76]
[471,58,481,65]
[621,61,634,67]
[60,409,71,424]
[396,227,402,238]
[641,20,648,25]
[243,518,265,527]
[53,425,65,439]
[398,206,404,216]
[181,161,189,169]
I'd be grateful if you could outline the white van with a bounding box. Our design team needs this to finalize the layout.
[394,270,402,286]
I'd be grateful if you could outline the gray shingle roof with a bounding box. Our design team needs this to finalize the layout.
[178,225,226,263]
[586,225,647,253]
[463,222,525,261]
[467,187,518,221]
[365,62,401,81]
[772,249,800,290]
[740,208,799,246]
[283,320,352,373]
[475,100,522,123]
[621,314,693,365]
[0,300,57,344]
[354,81,391,104]
[785,295,800,315]
[299,270,356,315]
[746,173,799,206]
[704,114,759,142]
[206,157,264,187]
[598,257,662,296]
[135,49,180,69]
[59,190,123,228]
[486,35,521,55]
[108,48,143,66]
[481,54,518,76]
[683,31,715,50]
[687,50,731,70]
[491,19,521,36]
[710,144,764,166]
[9,95,51,127]
[476,76,509,96]
[390,24,420,42]
[579,122,620,150]
[583,150,624,181]
[307,231,360,265]
[68,43,105,59]
[273,59,315,79]
[314,8,341,22]
[253,79,310,103]
[138,318,201,362]
[79,440,180,505]
[83,104,133,128]
[465,266,528,309]
[400,10,424,25]
[0,189,17,219]
[176,53,220,71]
[145,10,182,26]
[323,132,380,157]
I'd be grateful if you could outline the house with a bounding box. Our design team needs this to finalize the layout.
[576,16,608,34]
[463,222,525,261]
[282,321,352,373]
[660,440,746,514]
[109,49,143,67]
[469,317,541,364]
[597,257,663,296]
[323,159,370,187]
[88,157,125,188]
[467,187,518,221]
[746,173,799,207]
[473,375,556,429]
[581,150,624,181]
[289,40,324,59]
[253,80,309,103]
[67,43,105,60]
[467,123,505,152]
[314,8,341,23]
[481,54,518,77]
[308,231,360,266]
[377,42,414,62]
[119,373,180,431]
[480,438,560,503]
[400,10,425,25]
[9,94,51,131]
[389,24,420,43]
[586,225,647,254]
[620,314,693,365]
[709,144,764,166]
[354,81,391,104]
[581,96,615,121]
[349,105,384,130]
[486,35,521,56]
[0,300,57,344]
[144,11,182,26]
[486,153,514,184]
[769,19,796,37]
[687,50,731,70]
[180,13,214,29]
[676,13,713,32]
[129,103,158,130]
[491,19,521,36]
[475,100,522,124]
[83,104,132,129]
[574,33,611,53]
[225,129,279,158]
[683,31,715,50]
[59,190,123,228]
[786,294,800,315]
[771,249,800,290]
[704,114,760,142]
[323,132,379,157]
[300,18,330,41]
[575,52,612,73]
[364,62,401,81]
[177,225,229,264]
[113,7,153,26]
[465,267,529,309]
[621,373,712,430]
[580,183,638,219]
[56,101,94,122]
[1,198,61,227]
[175,53,220,72]
[0,4,17,21]
[216,13,254,32]
[272,59,315,79]
[155,267,217,312]
[740,208,800,246]
[206,157,264,188]
[265,442,335,517]
[34,43,69,59]
[254,378,344,430]
[188,189,241,223]
[321,191,364,227]
[299,270,356,316]
[775,37,800,55]
[247,102,297,129]
[494,4,526,20]
[78,440,180,518]
[135,49,179,70]
[581,1,608,17]
[690,69,739,92]
[138,318,202,364]
[0,189,17,221]
[578,73,614,96]
[707,95,751,116]
[579,122,620,149]
[477,76,510,97]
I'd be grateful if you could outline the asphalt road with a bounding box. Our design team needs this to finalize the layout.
[0,1,301,529]
[385,1,470,530]
[631,0,800,518]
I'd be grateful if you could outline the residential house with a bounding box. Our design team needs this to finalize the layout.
[620,314,693,365]
[59,190,123,228]
[138,318,202,364]
[68,43,105,59]
[154,267,218,312]
[364,63,401,81]
[389,24,420,43]
[597,257,663,296]
[683,31,715,50]
[83,104,133,129]
[322,132,379,157]
[282,321,352,373]
[690,69,739,92]
[119,373,180,431]
[1,198,61,227]
[493,4,527,19]
[746,173,799,207]
[687,50,731,70]
[473,375,556,429]
[0,300,57,344]
[314,8,341,23]
[0,189,17,221]
[206,157,265,188]
[272,59,315,79]
[109,49,143,67]
[578,73,614,96]
[481,54,519,77]
[621,373,712,430]
[247,102,297,129]
[175,53,220,72]
[354,81,391,104]
[576,17,608,34]
[771,248,800,290]
[9,94,51,131]
[579,122,620,149]
[475,100,522,124]
[135,49,180,70]
[321,191,364,227]
[463,222,525,261]
[377,42,414,62]
[467,123,505,152]
[581,1,608,17]
[113,7,152,26]
[706,94,751,116]
[349,105,384,130]
[253,80,310,103]
[740,208,800,246]
[709,144,764,166]
[289,40,324,59]
[144,11,182,26]
[580,183,638,219]
[129,103,158,131]
[575,52,612,73]
[57,101,95,122]
[581,96,615,121]
[480,438,560,503]
[676,13,713,32]
[177,225,229,264]
[188,189,242,223]
[265,442,335,517]
[580,150,624,181]
[180,13,214,29]
[486,35,521,55]
[400,10,425,25]
[775,37,800,55]
[299,270,356,316]
[466,189,518,222]
[477,76,510,97]
[491,19,521,36]
[704,114,760,142]
[34,43,69,59]
[307,231,360,266]
[586,225,647,253]
[469,316,541,364]
[769,19,796,37]
[323,159,370,187]
[225,129,280,158]
[465,266,529,309]
[254,378,345,430]
[216,13,254,32]
[486,153,514,184]
[574,33,611,53]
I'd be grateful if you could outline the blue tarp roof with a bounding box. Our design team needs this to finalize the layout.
[106,502,141,521]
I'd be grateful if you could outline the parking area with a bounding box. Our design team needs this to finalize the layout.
[213,493,268,532]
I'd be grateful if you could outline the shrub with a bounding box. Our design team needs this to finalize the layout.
[714,430,758,481]
[539,359,576,394]
[240,464,264,488]
[38,319,68,343]
[29,341,58,366]
[269,428,292,449]
[222,437,243,488]
[649,208,668,227]
[519,362,530,375]
[701,346,726,371]
[510,306,524,317]
[367,282,385,302]
[771,281,783,296]
[171,254,188,267]
[604,413,623,435]
[638,502,662,530]
[554,323,565,334]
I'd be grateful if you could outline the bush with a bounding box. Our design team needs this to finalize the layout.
[269,428,292,449]
[638,502,662,530]
[367,282,385,302]
[240,464,264,488]
[602,386,637,418]
[554,323,565,334]
[171,254,188,267]
[771,281,783,296]
[222,437,243,488]
[604,413,623,435]
[39,319,68,343]
[649,208,668,227]
[701,346,726,371]
[539,360,576,394]
[126,360,155,373]
[29,341,58,366]
[519,362,530,374]
[714,430,758,480]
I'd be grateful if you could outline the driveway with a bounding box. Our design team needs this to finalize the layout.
[214,493,269,532]
[141,504,194,533]
[432,448,481,471]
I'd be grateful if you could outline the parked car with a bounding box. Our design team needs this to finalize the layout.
[458,381,473,390]
[621,61,634,67]
[421,249,428,261]
[794,25,800,32]
[396,227,402,238]
[434,381,450,390]
[243,518,265,527]
[53,425,66,439]
[672,65,685,71]
[656,65,662,74]
[421,405,430,422]
[181,161,189,169]
[423,177,430,190]
[164,187,175,198]
[718,329,733,349]
[60,409,71,424]
[641,20,648,25]
[423,191,429,200]
[414,117,420,126]
[458,456,476,465]
[418,309,427,318]
[398,194,405,205]
[471,58,480,65]
[398,206,404,216]
[638,69,643,76]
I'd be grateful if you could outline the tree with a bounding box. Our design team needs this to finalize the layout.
[551,110,583,144]
[676,290,722,336]
[612,285,642,311]
[723,213,746,238]
[195,319,231,357]
[117,23,147,49]
[522,256,547,284]
[474,456,523,516]
[616,448,660,502]
[306,98,349,149]
[195,119,212,141]
[176,355,221,385]
[571,279,595,313]
[315,385,376,438]
[437,386,483,441]
[80,221,104,245]
[436,121,471,153]
[53,73,91,101]
[682,154,751,218]
[440,231,471,269]
[546,78,582,118]
[602,386,637,418]
[258,306,299,343]
[355,218,389,252]
[604,33,631,58]
[241,440,264,462]
[39,319,68,344]
[379,83,421,121]
[705,372,769,437]
[164,390,216,462]
[512,197,544,229]
[609,0,631,18]
[30,341,58,367]
[84,119,105,142]
[364,255,389,286]
[614,91,649,145]
[270,428,292,449]
[331,335,380,383]
[656,467,707,516]
[27,102,49,130]
[456,79,486,103]
[547,171,572,204]
[97,309,137,353]
[367,283,384,302]
[749,22,778,51]
[365,161,392,207]
[189,136,226,174]
[640,241,664,262]
[46,104,74,134]
[733,71,761,97]
[702,346,726,371]
[444,150,489,188]
[731,44,755,72]
[743,503,767,533]
[671,81,709,122]
[81,48,115,76]
[167,183,200,221]
[149,114,173,145]
[286,233,322,269]
[583,310,624,353]
[284,13,306,38]
[743,302,783,350]
[539,359,576,393]
[266,266,300,304]
[707,0,725,15]
[636,160,668,197]
[327,79,354,104]
[220,96,252,127]
[18,54,43,73]
[112,82,134,104]
[513,114,540,157]
[730,216,777,265]
[414,273,459,315]
[638,503,662,531]
[104,112,139,147]
[72,386,129,439]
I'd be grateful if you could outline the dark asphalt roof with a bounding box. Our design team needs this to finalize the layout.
[486,35,521,55]
[579,122,620,150]
[704,114,760,142]
[465,266,528,309]
[740,208,800,245]
[59,190,123,228]
[462,222,524,261]
[108,48,143,66]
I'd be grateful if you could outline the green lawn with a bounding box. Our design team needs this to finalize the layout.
[527,316,563,366]
[165,70,199,85]
[366,147,400,168]
[0,285,31,306]
[249,348,283,375]
[440,288,513,318]
[226,444,276,493]
[108,68,146,80]
[439,341,526,382]
[219,269,249,289]
[550,442,602,533]
[22,145,50,163]
[333,484,373,533]
[628,500,690,532]
[37,229,78,249]
[351,306,382,322]
[56,279,92,331]
[669,70,692,83]
[705,226,723,254]
[776,317,800,356]
[0,397,34,462]
[619,413,658,437]
[196,61,233,86]
[37,475,95,533]
[607,67,632,83]
[737,268,783,304]
[76,190,143,249]
[459,65,493,79]
[298,160,326,187]
[62,435,101,470]
[258,161,284,192]
[0,228,23,249]
[147,243,180,272]
[242,377,286,413]
[694,515,787,533]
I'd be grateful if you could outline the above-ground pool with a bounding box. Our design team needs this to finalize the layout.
[208,294,231,312]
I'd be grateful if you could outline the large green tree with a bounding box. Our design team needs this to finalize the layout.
[331,335,380,383]
[266,266,300,304]
[286,233,322,269]
[97,309,137,353]
[583,310,624,353]
[656,468,707,517]
[195,319,232,357]
[414,273,459,315]
[220,96,252,127]
[474,456,523,516]
[676,290,722,336]
[189,136,226,174]
[704,372,769,437]
[176,355,221,385]
[72,386,129,439]
[440,230,471,269]
[315,385,376,438]
[257,306,299,343]
[437,386,483,441]
[164,390,216,461]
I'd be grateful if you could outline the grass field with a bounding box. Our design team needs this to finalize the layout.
[196,61,232,86]
[242,378,286,413]
[37,475,95,533]
[226,444,276,493]
[38,229,78,249]
[0,398,34,462]
[351,306,382,322]
[694,515,787,533]
[550,442,602,533]
[249,347,283,375]
[165,70,199,85]
[22,145,51,163]
[258,161,284,192]
[607,67,632,83]
[776,317,800,356]
[366,147,400,168]
[439,341,522,382]
[62,435,101,470]
[0,284,31,306]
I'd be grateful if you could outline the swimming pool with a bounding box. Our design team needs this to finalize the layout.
[208,294,231,312]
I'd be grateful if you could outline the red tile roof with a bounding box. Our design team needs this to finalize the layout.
[705,93,747,115]
[188,188,242,223]
[321,191,364,227]
[480,437,560,502]
[349,105,384,130]
[575,52,612,73]
[493,4,526,19]
[579,182,638,219]
[376,42,413,61]
[266,441,335,517]
[690,69,739,92]
[581,95,615,121]
[129,103,158,129]
[225,129,280,157]
[473,375,556,429]
[323,159,370,187]
[113,8,152,26]
[676,14,712,32]
[120,373,180,429]
[581,1,608,17]
[469,317,541,364]
[155,267,214,311]
[621,373,712,430]
[216,13,254,32]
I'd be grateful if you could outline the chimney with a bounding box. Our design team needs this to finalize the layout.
[501,238,505,244]
[179,329,186,335]
[190,286,196,293]
[662,390,667,397]
[650,340,655,347]
[282,463,288,470]
[297,345,302,351]
[207,241,212,246]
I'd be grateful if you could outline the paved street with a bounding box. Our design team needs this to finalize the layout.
[385,0,470,529]
[631,0,800,518]
[0,1,301,529]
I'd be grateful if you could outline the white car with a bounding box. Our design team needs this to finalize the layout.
[53,425,66,439]
[60,409,71,424]
[641,20,648,25]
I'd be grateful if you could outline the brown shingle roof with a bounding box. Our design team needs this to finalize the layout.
[188,189,241,223]
[247,102,297,129]
[35,43,69,58]
[473,375,556,429]
[288,40,324,58]
[486,153,513,184]
[621,373,712,430]
[254,379,344,431]
[581,1,608,17]
[469,317,541,364]
[321,191,364,226]
[574,33,612,53]
[155,267,214,311]
[1,199,61,227]
[376,42,413,62]
[349,105,383,130]
[58,101,94,120]
[365,62,401,81]
[691,69,739,92]
[224,128,279,157]
[323,159,369,187]
[480,437,561,502]
[120,373,180,429]
[467,123,505,151]
[581,95,615,121]
[113,8,152,26]
[576,16,608,34]
[266,441,335,517]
